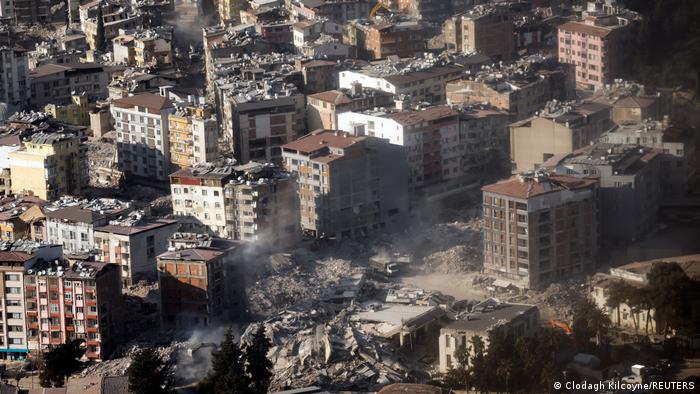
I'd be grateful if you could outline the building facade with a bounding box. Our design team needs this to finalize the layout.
[112,93,175,181]
[282,130,409,238]
[29,63,111,110]
[0,47,30,109]
[482,173,600,289]
[443,8,514,61]
[168,104,218,171]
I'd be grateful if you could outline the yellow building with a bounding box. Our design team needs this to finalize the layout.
[169,105,218,170]
[9,132,87,200]
[45,94,92,127]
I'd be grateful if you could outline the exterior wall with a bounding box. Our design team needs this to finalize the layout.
[463,13,514,61]
[112,105,175,181]
[0,48,30,108]
[46,220,96,254]
[510,113,611,172]
[9,136,85,200]
[438,307,539,372]
[482,185,599,289]
[0,262,30,360]
[30,68,110,109]
[94,224,178,285]
[169,113,218,169]
[172,181,227,236]
[591,284,656,333]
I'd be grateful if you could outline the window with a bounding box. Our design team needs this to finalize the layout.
[50,304,59,313]
[3,274,19,281]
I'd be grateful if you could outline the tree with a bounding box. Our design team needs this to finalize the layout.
[244,324,273,394]
[199,328,251,394]
[646,262,695,335]
[39,339,86,388]
[127,347,172,394]
[443,342,471,390]
[95,5,106,53]
[572,298,611,347]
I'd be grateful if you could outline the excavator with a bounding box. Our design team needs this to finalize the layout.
[550,319,573,335]
[369,2,392,18]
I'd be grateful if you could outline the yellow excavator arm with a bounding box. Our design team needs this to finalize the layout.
[369,2,392,18]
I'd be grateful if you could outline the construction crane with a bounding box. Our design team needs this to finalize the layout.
[369,2,392,18]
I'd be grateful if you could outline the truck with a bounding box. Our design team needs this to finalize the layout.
[369,255,401,278]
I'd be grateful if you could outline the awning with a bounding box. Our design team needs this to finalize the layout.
[0,348,28,353]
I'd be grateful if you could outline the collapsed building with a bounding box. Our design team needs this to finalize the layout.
[446,54,575,121]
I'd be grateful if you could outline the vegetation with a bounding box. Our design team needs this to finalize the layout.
[606,262,700,335]
[199,325,273,394]
[127,347,172,394]
[39,339,86,388]
[95,5,106,53]
[442,329,566,393]
[622,0,700,94]
[572,298,611,347]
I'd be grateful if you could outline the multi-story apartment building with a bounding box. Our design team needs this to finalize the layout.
[0,251,34,360]
[509,100,612,172]
[0,196,46,242]
[439,300,539,372]
[445,62,575,121]
[546,144,661,243]
[221,92,305,165]
[443,7,514,61]
[1,0,49,24]
[94,211,178,286]
[557,14,637,89]
[481,172,600,289]
[292,19,343,53]
[8,132,88,201]
[282,130,409,238]
[599,120,696,200]
[307,84,395,131]
[113,28,174,68]
[343,19,425,60]
[112,92,176,181]
[29,63,111,109]
[338,106,462,192]
[168,104,218,171]
[79,1,140,50]
[170,162,300,248]
[289,0,373,24]
[297,59,342,95]
[44,198,132,254]
[338,60,464,105]
[0,47,30,109]
[24,260,123,361]
[457,105,511,176]
[44,94,93,127]
[158,234,244,329]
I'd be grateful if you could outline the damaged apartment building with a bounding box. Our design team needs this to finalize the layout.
[442,4,515,61]
[306,82,394,130]
[446,55,575,121]
[170,161,300,248]
[509,99,613,171]
[282,130,408,239]
[343,18,426,60]
[79,0,140,50]
[481,172,600,289]
[544,143,662,243]
[338,56,465,105]
[158,233,245,328]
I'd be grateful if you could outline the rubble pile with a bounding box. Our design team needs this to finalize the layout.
[524,281,587,318]
[247,254,362,317]
[417,217,484,274]
[86,138,117,185]
[76,345,178,378]
[241,303,416,392]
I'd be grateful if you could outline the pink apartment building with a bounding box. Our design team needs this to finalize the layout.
[557,15,635,89]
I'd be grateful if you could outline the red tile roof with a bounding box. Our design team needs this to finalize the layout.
[308,90,353,105]
[112,93,174,114]
[482,174,598,199]
[387,106,458,126]
[558,21,616,38]
[283,130,361,154]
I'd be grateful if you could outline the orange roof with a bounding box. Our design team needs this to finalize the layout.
[482,174,598,199]
[308,90,353,105]
[283,130,361,154]
[112,93,174,114]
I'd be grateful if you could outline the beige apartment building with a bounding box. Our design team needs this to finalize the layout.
[443,8,514,61]
[509,101,612,171]
[168,105,218,171]
[481,172,600,289]
[282,130,409,239]
[170,162,300,248]
[9,132,87,201]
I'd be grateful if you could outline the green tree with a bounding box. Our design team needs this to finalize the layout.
[443,342,470,390]
[244,324,273,394]
[646,262,697,334]
[572,298,611,347]
[95,5,106,53]
[39,339,85,387]
[127,347,172,394]
[199,328,251,394]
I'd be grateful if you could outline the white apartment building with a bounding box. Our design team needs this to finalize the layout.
[111,92,175,181]
[337,106,462,190]
[170,168,229,236]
